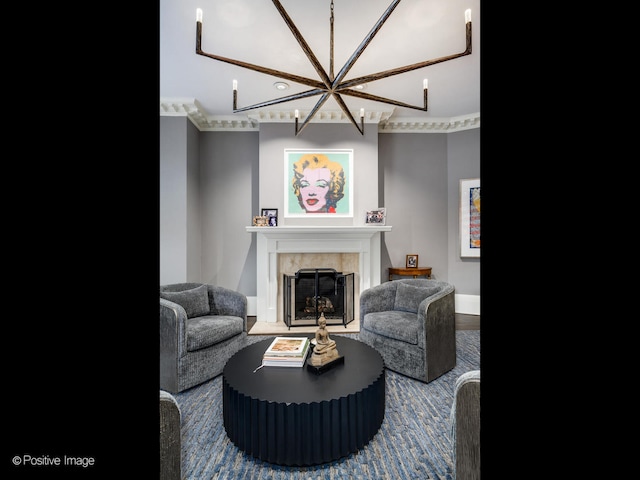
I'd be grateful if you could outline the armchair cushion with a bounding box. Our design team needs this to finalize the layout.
[160,284,210,318]
[185,316,244,351]
[363,311,419,345]
[394,282,440,313]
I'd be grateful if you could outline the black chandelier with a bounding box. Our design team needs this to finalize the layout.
[195,0,472,136]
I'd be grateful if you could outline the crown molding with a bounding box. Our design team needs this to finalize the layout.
[378,113,480,133]
[160,98,479,133]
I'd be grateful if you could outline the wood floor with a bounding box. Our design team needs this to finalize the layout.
[247,313,479,332]
[455,313,480,330]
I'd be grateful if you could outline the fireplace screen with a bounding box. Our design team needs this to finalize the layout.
[283,268,354,329]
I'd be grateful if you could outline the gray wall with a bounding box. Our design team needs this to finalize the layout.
[199,131,259,292]
[447,129,480,295]
[378,132,449,281]
[160,117,190,283]
[160,117,202,285]
[160,116,480,298]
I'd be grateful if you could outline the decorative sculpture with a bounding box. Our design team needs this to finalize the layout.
[308,313,344,373]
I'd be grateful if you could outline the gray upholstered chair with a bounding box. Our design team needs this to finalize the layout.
[359,278,456,383]
[160,390,181,480]
[160,282,249,393]
[450,370,480,480]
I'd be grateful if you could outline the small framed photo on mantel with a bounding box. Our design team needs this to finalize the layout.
[406,254,418,268]
[252,215,268,227]
[365,208,386,225]
[261,208,278,227]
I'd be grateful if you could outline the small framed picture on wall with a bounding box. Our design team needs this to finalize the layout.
[406,254,418,268]
[261,208,278,226]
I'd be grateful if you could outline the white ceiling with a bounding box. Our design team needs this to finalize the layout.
[160,0,480,132]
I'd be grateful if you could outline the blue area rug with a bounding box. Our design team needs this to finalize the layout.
[174,330,480,479]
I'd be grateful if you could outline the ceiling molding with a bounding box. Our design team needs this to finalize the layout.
[378,113,480,133]
[160,98,479,134]
[246,109,395,124]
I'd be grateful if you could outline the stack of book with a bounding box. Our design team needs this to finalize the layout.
[262,336,311,367]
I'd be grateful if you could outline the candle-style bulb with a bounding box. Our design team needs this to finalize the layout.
[295,109,299,119]
[423,79,428,89]
[465,9,471,23]
[360,108,364,118]
[233,80,238,91]
[196,8,203,23]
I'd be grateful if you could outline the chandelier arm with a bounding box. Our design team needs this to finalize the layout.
[339,51,471,89]
[330,0,334,81]
[332,0,403,87]
[338,22,472,89]
[272,0,332,88]
[295,93,332,136]
[333,94,364,135]
[196,50,325,90]
[233,90,325,113]
[339,89,427,111]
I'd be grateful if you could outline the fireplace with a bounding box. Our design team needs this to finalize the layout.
[284,268,354,328]
[246,225,391,323]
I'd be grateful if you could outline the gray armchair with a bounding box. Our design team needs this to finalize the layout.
[160,390,181,480]
[359,279,456,383]
[160,282,249,393]
[450,370,480,480]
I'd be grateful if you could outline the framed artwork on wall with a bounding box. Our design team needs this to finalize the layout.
[283,149,353,217]
[460,178,480,258]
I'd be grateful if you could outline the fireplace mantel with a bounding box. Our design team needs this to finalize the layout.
[247,225,391,322]
[246,225,392,236]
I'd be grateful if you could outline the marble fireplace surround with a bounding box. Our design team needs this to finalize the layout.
[246,225,392,323]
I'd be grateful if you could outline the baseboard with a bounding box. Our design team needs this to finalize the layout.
[247,296,257,316]
[455,294,480,315]
[249,295,480,316]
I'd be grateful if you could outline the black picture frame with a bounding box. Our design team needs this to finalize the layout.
[261,208,278,227]
[406,254,418,268]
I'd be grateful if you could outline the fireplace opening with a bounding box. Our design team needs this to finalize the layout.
[283,268,354,329]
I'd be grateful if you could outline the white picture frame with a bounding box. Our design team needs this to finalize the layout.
[365,208,386,225]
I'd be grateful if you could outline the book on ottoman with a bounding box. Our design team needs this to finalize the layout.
[262,337,310,367]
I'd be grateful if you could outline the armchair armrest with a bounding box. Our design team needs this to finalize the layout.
[160,390,181,479]
[160,299,188,358]
[160,298,190,393]
[418,288,455,324]
[451,370,481,479]
[416,288,455,351]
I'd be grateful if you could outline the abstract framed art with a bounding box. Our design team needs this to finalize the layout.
[283,149,353,217]
[460,178,480,258]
